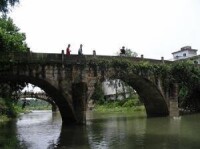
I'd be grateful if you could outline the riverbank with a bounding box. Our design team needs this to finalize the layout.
[0,99,10,124]
[0,109,23,125]
[92,99,145,113]
[94,104,144,113]
[0,104,51,124]
[0,100,27,124]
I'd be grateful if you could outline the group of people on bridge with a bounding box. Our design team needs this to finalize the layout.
[66,44,126,56]
[66,44,83,56]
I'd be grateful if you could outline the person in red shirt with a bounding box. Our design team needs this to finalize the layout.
[66,44,71,56]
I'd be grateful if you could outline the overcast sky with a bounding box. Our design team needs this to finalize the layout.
[8,0,200,60]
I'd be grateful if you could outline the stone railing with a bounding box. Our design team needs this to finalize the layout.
[0,52,170,64]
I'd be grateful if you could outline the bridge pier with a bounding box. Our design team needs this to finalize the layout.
[52,105,58,112]
[169,83,179,117]
[72,82,87,124]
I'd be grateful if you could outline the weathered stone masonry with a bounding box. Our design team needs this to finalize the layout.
[0,52,179,125]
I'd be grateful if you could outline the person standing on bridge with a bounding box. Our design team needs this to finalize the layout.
[66,44,71,56]
[120,46,126,56]
[78,44,83,55]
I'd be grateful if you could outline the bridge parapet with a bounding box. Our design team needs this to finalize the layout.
[0,52,171,64]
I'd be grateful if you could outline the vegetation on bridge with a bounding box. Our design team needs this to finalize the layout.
[91,58,200,113]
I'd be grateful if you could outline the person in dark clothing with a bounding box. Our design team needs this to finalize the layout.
[78,44,83,55]
[120,46,126,55]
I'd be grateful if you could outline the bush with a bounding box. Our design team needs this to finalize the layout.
[91,82,104,103]
[0,98,17,118]
[122,98,141,107]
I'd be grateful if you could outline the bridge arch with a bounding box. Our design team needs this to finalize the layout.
[123,74,169,117]
[20,91,58,112]
[0,52,180,125]
[103,73,169,117]
[0,74,77,124]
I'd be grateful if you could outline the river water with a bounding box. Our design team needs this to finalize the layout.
[1,110,200,149]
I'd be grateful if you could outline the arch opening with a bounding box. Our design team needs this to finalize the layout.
[101,74,169,117]
[0,74,77,124]
[19,85,58,112]
[121,74,169,117]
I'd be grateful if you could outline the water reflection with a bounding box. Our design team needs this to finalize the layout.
[55,125,89,149]
[178,114,200,149]
[1,110,200,148]
[16,110,148,149]
[86,111,147,149]
[142,117,181,149]
[0,121,22,148]
[17,111,61,149]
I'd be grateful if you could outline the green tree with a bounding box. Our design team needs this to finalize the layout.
[91,82,104,103]
[0,16,28,52]
[0,16,28,100]
[125,49,138,57]
[0,0,19,13]
[0,15,28,118]
[117,48,138,57]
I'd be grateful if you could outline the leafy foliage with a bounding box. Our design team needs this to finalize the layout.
[94,97,144,113]
[0,16,28,52]
[0,0,19,13]
[117,48,138,57]
[125,49,138,57]
[92,57,200,112]
[0,4,29,119]
[91,82,104,103]
[0,16,29,118]
[0,97,17,118]
[170,61,200,112]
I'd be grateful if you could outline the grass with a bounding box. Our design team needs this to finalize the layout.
[93,98,145,113]
[94,104,145,113]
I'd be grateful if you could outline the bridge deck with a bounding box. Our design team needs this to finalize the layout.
[0,52,171,64]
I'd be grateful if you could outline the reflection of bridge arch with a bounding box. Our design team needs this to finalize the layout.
[20,92,57,111]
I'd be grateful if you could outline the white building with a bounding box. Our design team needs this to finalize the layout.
[172,46,200,64]
[172,46,197,60]
[102,79,134,100]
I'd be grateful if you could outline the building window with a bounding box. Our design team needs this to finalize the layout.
[183,53,186,57]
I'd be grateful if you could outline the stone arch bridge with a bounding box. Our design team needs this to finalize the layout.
[0,52,179,125]
[19,91,57,111]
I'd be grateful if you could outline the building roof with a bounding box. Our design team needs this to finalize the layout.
[172,46,198,54]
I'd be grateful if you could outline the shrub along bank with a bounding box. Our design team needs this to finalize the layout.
[0,98,16,123]
[0,98,27,124]
[93,96,145,113]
